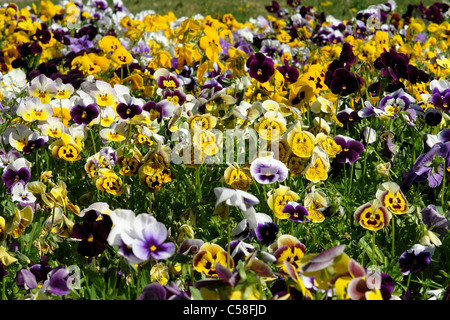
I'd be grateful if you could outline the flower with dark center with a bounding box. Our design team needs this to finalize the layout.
[333,135,365,164]
[255,222,279,246]
[425,107,443,126]
[336,107,361,126]
[282,201,309,223]
[22,133,47,154]
[373,48,409,82]
[32,23,51,44]
[398,244,434,275]
[265,1,280,14]
[328,68,360,96]
[249,155,288,184]
[116,101,143,120]
[70,103,100,125]
[71,209,113,258]
[246,52,275,83]
[277,59,299,83]
[2,158,31,193]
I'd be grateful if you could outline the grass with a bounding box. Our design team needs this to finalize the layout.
[4,0,439,22]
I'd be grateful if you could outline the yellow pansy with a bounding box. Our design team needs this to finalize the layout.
[193,243,234,277]
[267,185,300,220]
[303,147,330,183]
[375,181,408,215]
[49,132,82,161]
[223,163,252,191]
[286,122,316,158]
[95,169,124,195]
[254,111,287,141]
[304,189,329,223]
[5,206,34,238]
[354,199,391,231]
[111,46,133,65]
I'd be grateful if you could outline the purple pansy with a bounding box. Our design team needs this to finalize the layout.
[0,148,21,169]
[421,204,449,236]
[379,88,414,112]
[142,99,175,121]
[22,131,48,154]
[246,52,275,83]
[70,103,100,125]
[116,95,143,120]
[333,135,365,164]
[131,218,176,261]
[283,201,309,223]
[71,209,113,258]
[373,48,409,82]
[398,244,434,275]
[277,59,299,84]
[250,155,288,184]
[2,157,32,193]
[255,222,279,246]
[400,140,450,190]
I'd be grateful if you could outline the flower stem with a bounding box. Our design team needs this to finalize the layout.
[391,214,395,259]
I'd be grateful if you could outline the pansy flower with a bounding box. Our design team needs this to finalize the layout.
[375,181,408,214]
[16,97,53,122]
[255,222,279,246]
[246,52,275,83]
[398,244,434,275]
[421,204,449,237]
[154,68,181,92]
[286,122,315,158]
[333,135,364,164]
[214,187,260,212]
[69,99,100,125]
[277,58,299,83]
[142,99,175,122]
[99,120,128,142]
[0,148,21,169]
[72,209,113,258]
[2,157,32,193]
[131,216,176,262]
[379,88,415,115]
[267,185,300,220]
[116,94,144,120]
[271,235,306,273]
[88,80,117,108]
[53,78,74,100]
[283,201,309,223]
[49,132,82,162]
[429,79,450,112]
[303,147,330,183]
[254,111,287,141]
[95,169,124,195]
[10,181,37,207]
[5,205,34,239]
[303,189,329,223]
[223,163,252,191]
[354,199,391,231]
[193,243,234,277]
[28,74,57,104]
[249,153,288,185]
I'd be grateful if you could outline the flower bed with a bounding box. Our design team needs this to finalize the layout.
[0,0,449,300]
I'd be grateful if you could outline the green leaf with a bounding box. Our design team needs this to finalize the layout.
[189,286,204,300]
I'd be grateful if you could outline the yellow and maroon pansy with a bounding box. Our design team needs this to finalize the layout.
[193,243,234,277]
[375,181,408,215]
[272,235,306,273]
[354,199,391,231]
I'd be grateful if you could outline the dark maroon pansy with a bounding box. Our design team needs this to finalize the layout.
[246,52,275,83]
